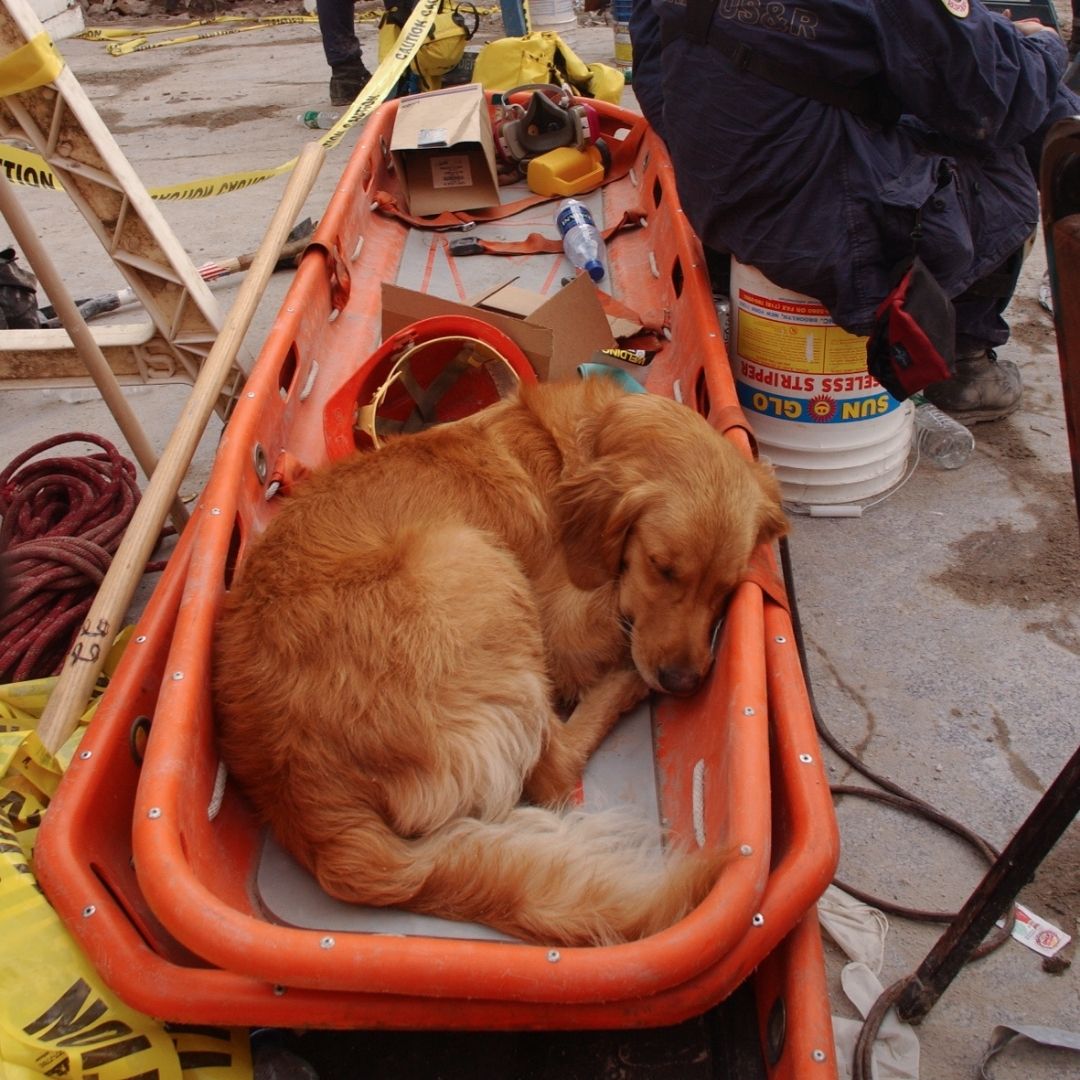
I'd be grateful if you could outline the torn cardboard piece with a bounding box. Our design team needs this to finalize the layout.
[389,83,500,217]
[382,274,616,381]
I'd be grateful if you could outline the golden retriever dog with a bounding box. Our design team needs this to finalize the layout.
[213,377,786,947]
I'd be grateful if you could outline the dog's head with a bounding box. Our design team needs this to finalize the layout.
[555,390,787,697]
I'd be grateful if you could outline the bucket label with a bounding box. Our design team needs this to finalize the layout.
[735,289,867,375]
[736,379,901,424]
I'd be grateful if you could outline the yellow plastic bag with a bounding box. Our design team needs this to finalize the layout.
[0,640,253,1080]
[472,31,624,104]
[378,0,478,92]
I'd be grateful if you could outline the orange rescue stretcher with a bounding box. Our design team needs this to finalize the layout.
[35,92,841,1077]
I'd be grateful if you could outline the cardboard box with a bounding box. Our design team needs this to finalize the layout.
[381,274,617,381]
[389,83,500,217]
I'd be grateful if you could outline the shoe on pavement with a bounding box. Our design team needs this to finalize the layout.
[922,348,1022,426]
[329,58,372,106]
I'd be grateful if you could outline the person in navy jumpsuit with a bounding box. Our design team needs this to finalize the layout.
[631,0,1080,422]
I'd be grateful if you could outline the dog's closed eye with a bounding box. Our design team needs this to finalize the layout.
[651,558,678,583]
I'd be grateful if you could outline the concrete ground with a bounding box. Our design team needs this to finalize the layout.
[0,3,1077,1078]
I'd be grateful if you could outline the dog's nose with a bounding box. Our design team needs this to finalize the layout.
[657,666,702,697]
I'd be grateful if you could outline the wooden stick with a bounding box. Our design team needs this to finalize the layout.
[0,171,189,531]
[35,142,326,754]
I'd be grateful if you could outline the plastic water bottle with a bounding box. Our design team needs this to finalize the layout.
[555,198,606,283]
[297,110,340,130]
[912,394,975,469]
[713,294,731,344]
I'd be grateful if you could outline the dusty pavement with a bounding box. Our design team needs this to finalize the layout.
[1,2,1078,1078]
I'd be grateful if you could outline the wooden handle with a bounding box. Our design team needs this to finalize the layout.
[36,142,326,754]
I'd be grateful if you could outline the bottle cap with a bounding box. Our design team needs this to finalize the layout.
[584,259,605,282]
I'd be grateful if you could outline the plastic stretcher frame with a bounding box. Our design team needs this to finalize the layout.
[36,95,840,1076]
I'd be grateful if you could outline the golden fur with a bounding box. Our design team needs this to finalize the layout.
[213,378,787,946]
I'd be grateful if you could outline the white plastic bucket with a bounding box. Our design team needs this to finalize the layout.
[529,0,576,30]
[729,260,913,506]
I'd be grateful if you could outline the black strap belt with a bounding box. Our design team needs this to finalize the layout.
[661,0,901,128]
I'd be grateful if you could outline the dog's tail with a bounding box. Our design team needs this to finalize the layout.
[310,804,722,947]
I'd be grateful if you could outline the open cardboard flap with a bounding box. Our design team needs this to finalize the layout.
[389,83,500,217]
[382,274,617,381]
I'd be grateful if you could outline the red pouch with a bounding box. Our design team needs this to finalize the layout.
[866,256,955,401]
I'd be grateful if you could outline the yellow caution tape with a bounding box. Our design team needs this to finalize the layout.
[102,15,328,56]
[80,9,496,55]
[80,12,358,45]
[0,839,254,1079]
[0,632,254,1079]
[0,677,67,723]
[144,159,295,201]
[0,31,63,95]
[78,15,299,41]
[79,18,217,40]
[0,0,446,200]
[0,143,62,193]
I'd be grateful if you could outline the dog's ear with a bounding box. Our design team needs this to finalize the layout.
[555,463,652,591]
[752,459,788,546]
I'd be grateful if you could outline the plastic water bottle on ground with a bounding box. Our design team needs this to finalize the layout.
[713,294,731,344]
[555,198,606,283]
[912,394,975,469]
[298,110,340,130]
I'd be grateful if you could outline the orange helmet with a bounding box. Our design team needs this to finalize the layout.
[324,315,536,457]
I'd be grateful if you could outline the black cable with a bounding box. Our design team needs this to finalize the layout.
[776,533,1015,1079]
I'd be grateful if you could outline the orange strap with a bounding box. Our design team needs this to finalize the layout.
[711,403,758,451]
[594,288,647,323]
[743,545,790,612]
[373,188,556,231]
[455,206,647,258]
[714,406,786,610]
[307,236,352,312]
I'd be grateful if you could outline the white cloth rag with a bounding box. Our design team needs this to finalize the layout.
[819,886,919,1079]
[818,883,889,974]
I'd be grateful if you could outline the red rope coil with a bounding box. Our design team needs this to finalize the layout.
[0,433,151,682]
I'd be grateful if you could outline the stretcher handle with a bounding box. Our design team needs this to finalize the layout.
[35,141,326,756]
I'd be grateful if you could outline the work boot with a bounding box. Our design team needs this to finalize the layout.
[922,348,1022,426]
[329,58,372,106]
[0,247,40,329]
